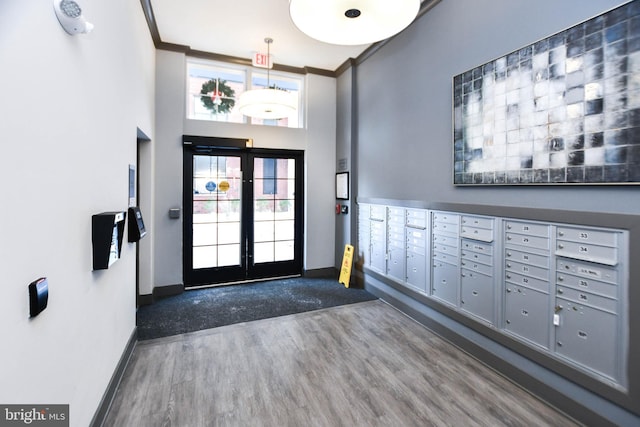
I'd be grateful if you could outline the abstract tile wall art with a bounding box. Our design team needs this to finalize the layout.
[453,0,640,185]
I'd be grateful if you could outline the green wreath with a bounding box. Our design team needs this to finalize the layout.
[200,79,235,114]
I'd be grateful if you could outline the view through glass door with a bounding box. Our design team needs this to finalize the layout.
[183,143,303,287]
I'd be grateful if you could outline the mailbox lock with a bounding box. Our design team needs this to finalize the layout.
[557,289,564,295]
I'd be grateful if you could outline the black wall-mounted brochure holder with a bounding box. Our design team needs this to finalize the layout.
[128,207,147,242]
[92,211,126,270]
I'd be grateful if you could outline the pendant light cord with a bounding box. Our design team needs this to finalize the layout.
[265,37,273,89]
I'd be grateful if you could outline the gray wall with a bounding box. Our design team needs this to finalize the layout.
[335,67,355,266]
[346,0,638,214]
[335,0,639,421]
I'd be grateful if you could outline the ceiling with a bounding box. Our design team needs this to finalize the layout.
[149,0,375,72]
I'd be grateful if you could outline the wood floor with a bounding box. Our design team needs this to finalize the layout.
[104,300,579,426]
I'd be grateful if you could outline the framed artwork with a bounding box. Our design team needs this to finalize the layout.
[453,0,640,185]
[336,172,349,200]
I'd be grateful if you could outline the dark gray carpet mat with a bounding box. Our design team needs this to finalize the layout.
[136,277,377,340]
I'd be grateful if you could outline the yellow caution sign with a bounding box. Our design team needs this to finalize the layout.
[339,244,354,288]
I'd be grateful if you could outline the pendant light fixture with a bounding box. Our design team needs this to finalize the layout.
[289,0,420,45]
[236,38,297,120]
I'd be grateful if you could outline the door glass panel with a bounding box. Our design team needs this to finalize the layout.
[192,155,242,269]
[253,157,296,264]
[254,200,275,221]
[253,242,274,264]
[193,246,217,269]
[193,223,217,246]
[217,200,241,222]
[217,222,240,245]
[274,241,294,262]
[277,199,295,220]
[274,220,295,241]
[218,244,241,267]
[193,200,217,223]
[254,221,274,242]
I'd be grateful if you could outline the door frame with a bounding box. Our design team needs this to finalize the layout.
[182,135,304,287]
[135,127,152,306]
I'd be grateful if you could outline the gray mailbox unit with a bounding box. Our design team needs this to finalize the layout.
[357,199,638,426]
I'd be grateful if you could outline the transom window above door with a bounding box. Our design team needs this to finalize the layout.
[186,58,304,128]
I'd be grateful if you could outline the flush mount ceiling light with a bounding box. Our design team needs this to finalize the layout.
[289,0,420,45]
[237,38,297,120]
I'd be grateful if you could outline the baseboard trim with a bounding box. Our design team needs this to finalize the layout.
[90,328,137,427]
[138,284,184,306]
[154,284,184,298]
[303,267,336,278]
[138,294,154,306]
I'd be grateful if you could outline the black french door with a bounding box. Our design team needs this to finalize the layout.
[183,141,304,287]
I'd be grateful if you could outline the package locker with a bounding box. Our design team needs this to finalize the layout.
[503,220,551,349]
[405,209,428,292]
[387,207,406,282]
[357,204,371,267]
[460,226,495,324]
[554,298,619,380]
[431,212,460,306]
[369,206,386,273]
[554,226,624,383]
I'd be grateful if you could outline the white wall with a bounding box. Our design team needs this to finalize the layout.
[0,1,155,426]
[152,51,336,289]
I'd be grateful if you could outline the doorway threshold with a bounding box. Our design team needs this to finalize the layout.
[185,274,302,291]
